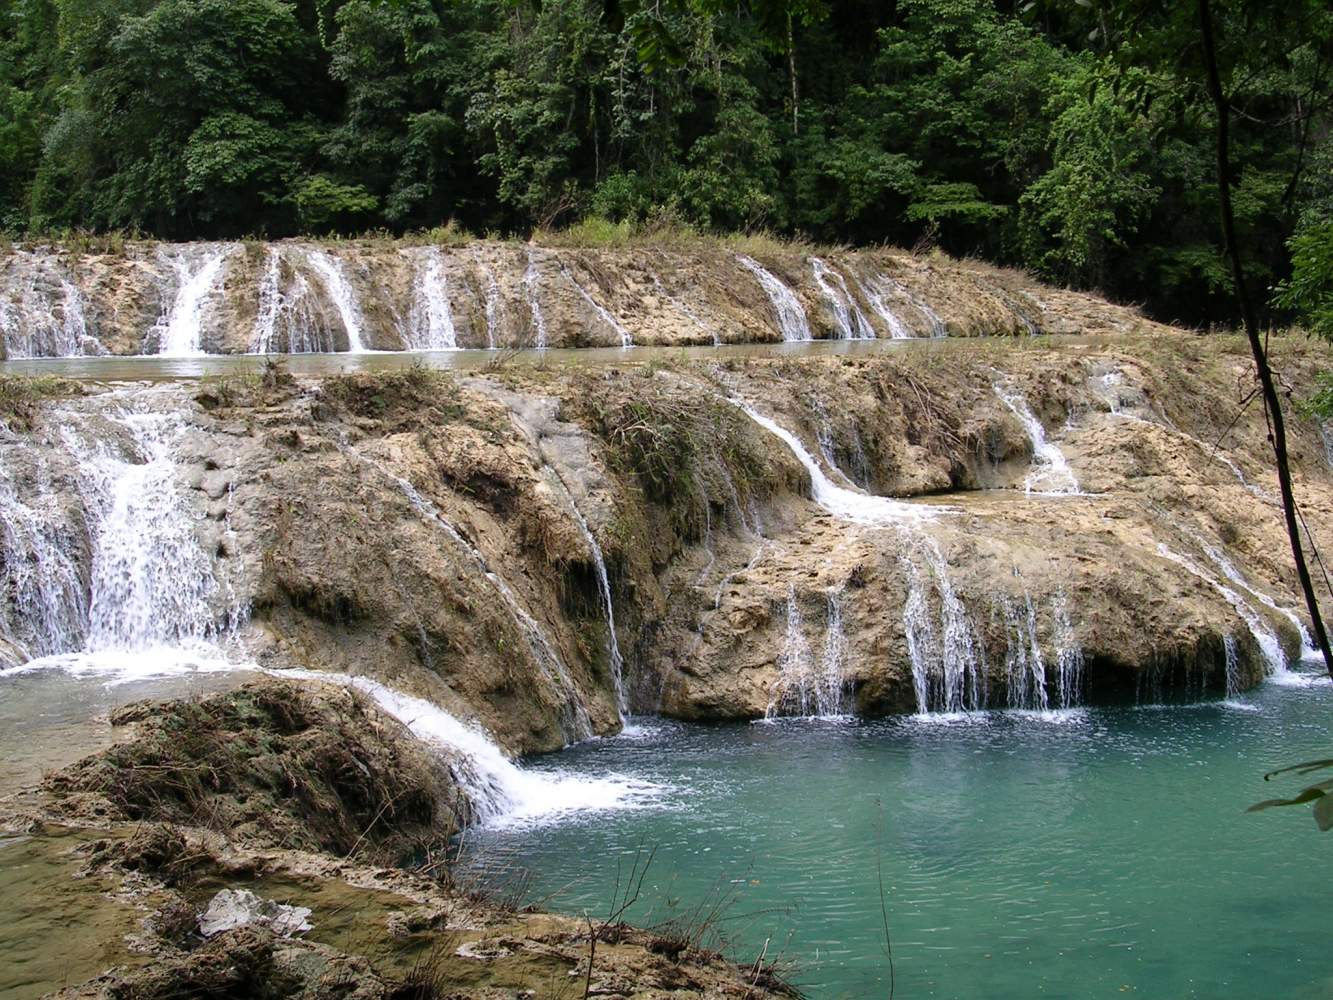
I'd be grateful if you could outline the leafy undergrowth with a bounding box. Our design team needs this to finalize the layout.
[0,375,81,428]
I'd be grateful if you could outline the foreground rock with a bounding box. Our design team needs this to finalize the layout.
[1,681,797,999]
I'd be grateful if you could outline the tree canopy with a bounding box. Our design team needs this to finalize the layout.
[0,0,1330,327]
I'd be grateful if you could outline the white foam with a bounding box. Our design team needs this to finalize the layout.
[733,400,936,525]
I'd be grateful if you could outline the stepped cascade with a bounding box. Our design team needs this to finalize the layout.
[0,240,1133,358]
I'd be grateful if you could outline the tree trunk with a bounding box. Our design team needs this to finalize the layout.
[1198,0,1333,680]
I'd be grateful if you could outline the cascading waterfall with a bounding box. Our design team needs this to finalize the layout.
[732,399,934,526]
[1052,592,1084,709]
[1156,542,1286,676]
[0,387,242,677]
[1173,522,1315,654]
[341,447,594,743]
[810,258,874,340]
[251,246,358,354]
[542,468,628,718]
[403,246,458,350]
[154,244,233,357]
[269,669,650,826]
[902,536,985,714]
[64,400,227,652]
[736,255,812,342]
[305,250,367,353]
[0,440,88,664]
[524,249,549,349]
[1223,634,1242,699]
[1001,592,1049,712]
[765,584,849,719]
[250,249,284,354]
[481,264,503,349]
[994,383,1081,495]
[559,262,633,347]
[853,273,913,339]
[0,252,90,358]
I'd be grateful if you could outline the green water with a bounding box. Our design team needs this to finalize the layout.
[465,685,1333,999]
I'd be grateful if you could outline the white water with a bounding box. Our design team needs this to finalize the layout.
[903,536,984,714]
[734,400,935,526]
[810,258,874,340]
[560,262,633,347]
[736,255,812,342]
[268,669,655,828]
[0,386,241,679]
[1002,592,1049,712]
[853,273,914,339]
[524,249,549,349]
[481,264,503,349]
[404,247,458,350]
[0,442,88,663]
[0,252,89,358]
[1156,543,1287,676]
[155,246,232,357]
[252,246,364,354]
[765,584,849,719]
[994,384,1080,495]
[1223,634,1241,699]
[305,250,367,352]
[1052,592,1084,709]
[544,468,628,718]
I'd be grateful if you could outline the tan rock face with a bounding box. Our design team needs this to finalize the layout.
[0,239,1173,357]
[2,334,1328,751]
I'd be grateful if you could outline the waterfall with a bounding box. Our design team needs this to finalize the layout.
[0,387,241,677]
[810,258,874,340]
[0,251,89,358]
[251,249,283,354]
[269,669,651,827]
[1002,593,1049,711]
[305,250,367,352]
[560,261,633,347]
[1223,634,1242,699]
[543,468,628,718]
[64,400,227,651]
[154,245,232,357]
[341,447,593,743]
[1156,543,1286,676]
[903,536,984,714]
[853,273,913,339]
[858,271,946,338]
[766,584,849,719]
[1052,592,1084,709]
[732,400,934,526]
[404,247,458,350]
[819,588,850,715]
[524,249,549,349]
[736,255,812,341]
[767,583,816,717]
[1189,531,1313,653]
[0,443,88,663]
[481,264,503,349]
[251,246,360,354]
[994,384,1080,495]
